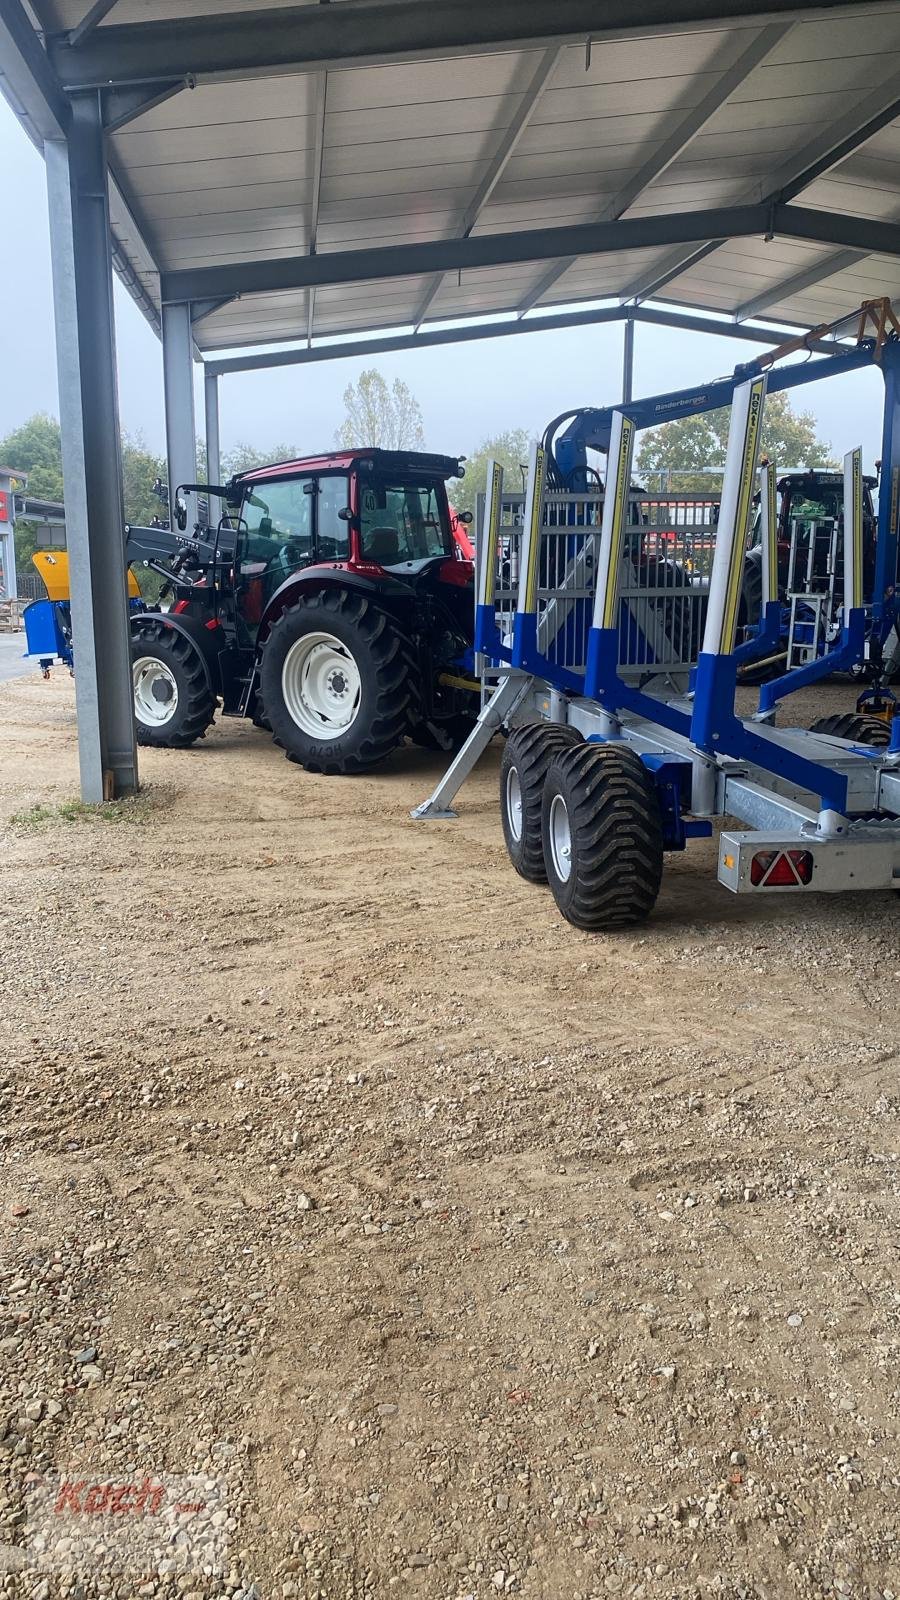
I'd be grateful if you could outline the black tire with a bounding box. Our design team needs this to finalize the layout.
[541,743,664,930]
[809,712,891,747]
[646,557,704,665]
[131,619,216,748]
[500,721,583,883]
[260,588,416,775]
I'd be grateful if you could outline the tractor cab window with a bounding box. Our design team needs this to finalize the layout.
[236,477,314,637]
[359,478,451,566]
[784,480,844,527]
[317,475,351,561]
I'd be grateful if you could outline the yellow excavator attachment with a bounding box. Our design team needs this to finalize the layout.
[33,550,141,602]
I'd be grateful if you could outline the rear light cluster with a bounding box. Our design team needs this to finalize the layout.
[750,848,814,888]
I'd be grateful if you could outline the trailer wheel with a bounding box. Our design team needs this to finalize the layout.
[260,589,416,774]
[809,712,891,747]
[131,620,217,748]
[500,721,583,882]
[541,742,664,930]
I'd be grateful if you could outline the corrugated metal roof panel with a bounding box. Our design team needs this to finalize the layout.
[16,5,900,351]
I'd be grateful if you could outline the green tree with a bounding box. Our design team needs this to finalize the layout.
[450,427,535,517]
[636,391,837,492]
[336,369,425,451]
[121,432,167,526]
[0,413,65,568]
[0,415,173,569]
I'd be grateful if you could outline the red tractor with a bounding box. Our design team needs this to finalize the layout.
[125,448,478,773]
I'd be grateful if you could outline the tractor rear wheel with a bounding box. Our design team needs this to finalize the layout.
[809,712,891,747]
[541,742,663,930]
[500,721,583,883]
[131,620,217,748]
[260,589,416,774]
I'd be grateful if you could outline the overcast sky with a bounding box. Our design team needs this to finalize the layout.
[0,92,887,470]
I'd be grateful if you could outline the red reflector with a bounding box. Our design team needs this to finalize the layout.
[764,853,800,886]
[750,850,778,885]
[787,848,813,885]
[750,848,814,888]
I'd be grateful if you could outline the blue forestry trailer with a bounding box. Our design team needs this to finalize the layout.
[413,299,900,929]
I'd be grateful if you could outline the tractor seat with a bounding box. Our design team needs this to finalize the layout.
[366,527,401,564]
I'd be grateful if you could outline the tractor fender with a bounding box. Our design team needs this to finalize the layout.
[129,609,222,696]
[257,565,414,643]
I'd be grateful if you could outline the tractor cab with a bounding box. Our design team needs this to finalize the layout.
[774,468,878,599]
[226,449,470,637]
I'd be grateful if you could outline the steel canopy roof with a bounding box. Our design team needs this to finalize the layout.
[8,0,900,356]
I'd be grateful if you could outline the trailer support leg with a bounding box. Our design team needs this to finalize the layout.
[45,97,138,803]
[411,673,533,819]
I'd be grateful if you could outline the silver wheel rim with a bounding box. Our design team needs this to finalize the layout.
[281,631,361,741]
[506,766,523,842]
[133,655,179,727]
[549,792,573,883]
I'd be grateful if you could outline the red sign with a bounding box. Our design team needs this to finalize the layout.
[0,491,8,523]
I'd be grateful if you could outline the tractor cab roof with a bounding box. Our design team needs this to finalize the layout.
[235,447,464,486]
[777,468,877,488]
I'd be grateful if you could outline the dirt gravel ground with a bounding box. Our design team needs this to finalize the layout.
[0,668,898,1600]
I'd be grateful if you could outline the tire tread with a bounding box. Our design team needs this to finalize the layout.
[542,742,663,930]
[131,619,216,748]
[500,721,583,882]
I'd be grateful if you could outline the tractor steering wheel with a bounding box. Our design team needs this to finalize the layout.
[278,542,305,574]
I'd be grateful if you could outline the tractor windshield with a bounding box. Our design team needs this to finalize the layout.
[359,477,452,566]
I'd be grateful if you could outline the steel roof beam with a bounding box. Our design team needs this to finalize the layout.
[734,246,867,319]
[161,203,900,306]
[305,69,328,346]
[518,21,789,315]
[623,78,900,302]
[69,0,121,48]
[203,302,839,377]
[0,0,69,148]
[46,0,885,89]
[414,44,563,330]
[732,87,900,319]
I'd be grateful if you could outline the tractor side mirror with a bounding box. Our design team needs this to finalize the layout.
[338,506,355,523]
[174,496,188,531]
[456,510,473,525]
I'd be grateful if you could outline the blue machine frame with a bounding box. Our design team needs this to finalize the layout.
[553,337,900,660]
[472,338,900,815]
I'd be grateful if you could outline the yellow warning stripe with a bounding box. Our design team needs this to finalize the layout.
[764,462,777,605]
[480,461,502,608]
[523,446,546,613]
[721,377,766,651]
[602,417,636,630]
[849,448,864,609]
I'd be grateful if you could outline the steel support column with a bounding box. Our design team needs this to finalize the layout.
[162,301,197,529]
[203,369,221,521]
[44,97,137,802]
[622,317,635,405]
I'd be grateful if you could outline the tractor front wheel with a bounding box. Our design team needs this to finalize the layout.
[260,589,416,774]
[131,621,217,748]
